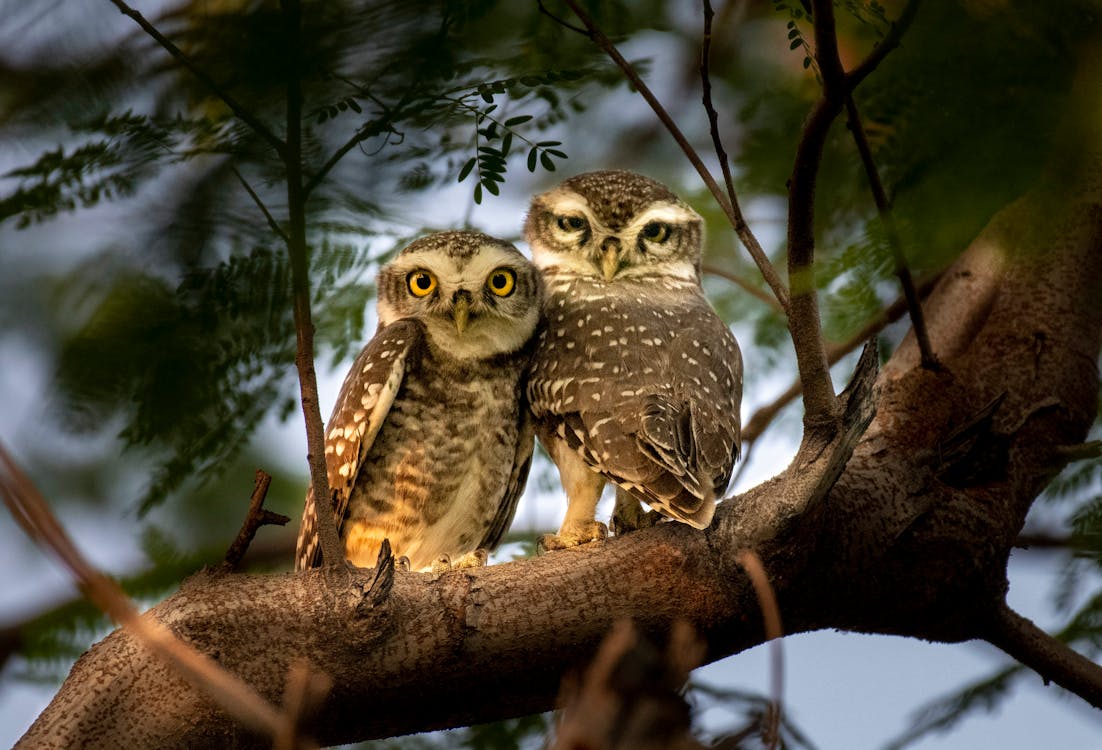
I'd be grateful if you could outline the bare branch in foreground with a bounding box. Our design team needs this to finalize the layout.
[551,620,706,750]
[985,601,1102,708]
[735,550,783,750]
[0,443,316,748]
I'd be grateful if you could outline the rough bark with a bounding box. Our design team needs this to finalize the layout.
[17,159,1101,747]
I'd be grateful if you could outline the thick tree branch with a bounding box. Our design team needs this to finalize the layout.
[986,602,1102,708]
[22,136,1101,744]
[106,0,286,159]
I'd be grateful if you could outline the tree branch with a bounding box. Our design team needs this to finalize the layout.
[222,470,288,572]
[233,168,290,246]
[700,0,789,312]
[844,94,938,370]
[106,0,286,159]
[280,0,343,566]
[702,263,783,311]
[986,601,1102,709]
[0,444,315,748]
[742,272,941,444]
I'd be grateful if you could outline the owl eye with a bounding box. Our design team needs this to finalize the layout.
[487,267,517,297]
[641,222,671,242]
[556,215,587,232]
[407,270,437,297]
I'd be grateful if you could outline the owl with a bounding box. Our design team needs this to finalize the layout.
[525,170,742,549]
[295,231,542,572]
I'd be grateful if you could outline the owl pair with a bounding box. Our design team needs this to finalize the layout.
[295,171,743,573]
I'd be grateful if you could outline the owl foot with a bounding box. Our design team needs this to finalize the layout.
[611,504,663,536]
[396,555,411,572]
[429,549,490,574]
[537,520,608,553]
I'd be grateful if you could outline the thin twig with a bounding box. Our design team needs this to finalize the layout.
[735,550,783,750]
[233,168,290,245]
[700,0,790,311]
[106,0,286,159]
[0,443,316,747]
[702,263,783,311]
[741,272,940,443]
[557,0,790,312]
[845,0,924,89]
[222,470,289,571]
[280,0,343,565]
[844,94,938,370]
[986,600,1102,709]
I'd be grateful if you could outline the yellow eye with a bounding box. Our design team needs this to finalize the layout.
[407,270,437,297]
[487,268,516,297]
[641,222,671,242]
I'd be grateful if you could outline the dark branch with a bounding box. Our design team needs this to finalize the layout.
[846,0,924,89]
[844,95,939,370]
[106,0,286,159]
[233,168,290,245]
[784,0,852,432]
[986,601,1102,710]
[700,0,790,311]
[279,0,343,565]
[222,470,289,572]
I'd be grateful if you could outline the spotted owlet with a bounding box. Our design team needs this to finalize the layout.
[525,170,742,549]
[295,231,542,572]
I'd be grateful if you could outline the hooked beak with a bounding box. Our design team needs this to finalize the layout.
[599,238,621,282]
[452,295,470,334]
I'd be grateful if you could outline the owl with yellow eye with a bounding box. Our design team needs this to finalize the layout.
[295,231,542,572]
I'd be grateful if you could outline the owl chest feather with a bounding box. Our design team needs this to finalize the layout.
[528,273,742,499]
[344,348,522,566]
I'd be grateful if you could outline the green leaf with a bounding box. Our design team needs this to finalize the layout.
[457,157,476,183]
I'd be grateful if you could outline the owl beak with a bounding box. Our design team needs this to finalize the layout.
[452,295,470,334]
[599,238,621,281]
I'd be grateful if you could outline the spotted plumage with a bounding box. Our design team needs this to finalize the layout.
[295,231,541,572]
[525,170,742,548]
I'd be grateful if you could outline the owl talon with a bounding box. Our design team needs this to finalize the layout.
[537,521,608,553]
[451,549,490,569]
[396,555,412,572]
[611,504,663,536]
[430,555,452,574]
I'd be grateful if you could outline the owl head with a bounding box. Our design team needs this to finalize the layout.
[524,170,704,284]
[376,231,541,360]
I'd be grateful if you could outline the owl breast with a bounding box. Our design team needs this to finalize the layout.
[529,271,742,506]
[342,352,523,570]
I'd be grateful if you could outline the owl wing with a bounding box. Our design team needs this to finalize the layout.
[477,405,536,552]
[530,295,742,528]
[294,319,423,570]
